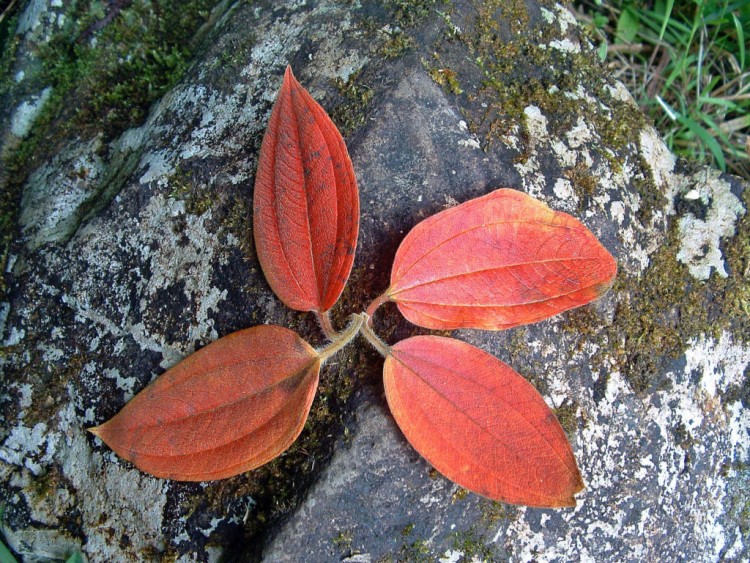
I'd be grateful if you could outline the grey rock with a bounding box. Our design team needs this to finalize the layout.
[1,0,747,562]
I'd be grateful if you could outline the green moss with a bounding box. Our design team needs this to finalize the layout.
[479,499,518,525]
[332,529,354,551]
[398,537,432,562]
[168,167,214,217]
[553,400,580,438]
[450,527,497,561]
[380,31,415,58]
[30,1,218,140]
[442,0,646,161]
[719,189,750,324]
[0,12,20,97]
[223,197,254,258]
[425,59,463,95]
[595,188,749,395]
[0,0,222,298]
[386,0,441,28]
[451,487,469,502]
[329,70,374,137]
[30,465,67,499]
[563,160,599,211]
[631,154,667,223]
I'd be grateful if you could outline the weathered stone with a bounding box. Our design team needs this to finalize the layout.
[1,0,747,562]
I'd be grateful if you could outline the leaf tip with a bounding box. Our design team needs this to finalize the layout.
[560,471,586,507]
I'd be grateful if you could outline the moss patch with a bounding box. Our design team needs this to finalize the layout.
[479,499,518,525]
[329,69,375,137]
[561,187,749,396]
[426,0,648,164]
[386,0,443,28]
[449,527,497,561]
[397,522,432,562]
[553,399,581,438]
[1,0,222,298]
[424,57,463,94]
[168,166,215,217]
[380,30,415,59]
[37,1,218,138]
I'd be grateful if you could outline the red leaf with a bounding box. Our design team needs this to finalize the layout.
[383,336,584,507]
[254,66,359,313]
[90,325,320,481]
[387,189,617,330]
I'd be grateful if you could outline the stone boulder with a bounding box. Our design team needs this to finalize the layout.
[1,0,747,561]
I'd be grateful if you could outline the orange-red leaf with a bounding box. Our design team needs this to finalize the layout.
[253,66,359,313]
[387,189,617,330]
[384,336,584,507]
[90,325,320,481]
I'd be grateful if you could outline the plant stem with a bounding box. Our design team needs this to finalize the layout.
[316,310,338,340]
[316,313,364,364]
[364,291,391,325]
[359,314,391,357]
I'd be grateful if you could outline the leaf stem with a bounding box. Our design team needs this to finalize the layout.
[359,314,391,357]
[317,313,365,364]
[364,291,391,325]
[316,310,338,340]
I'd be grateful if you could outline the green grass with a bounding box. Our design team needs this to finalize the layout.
[576,0,750,179]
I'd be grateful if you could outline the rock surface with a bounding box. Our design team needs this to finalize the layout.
[1,0,748,562]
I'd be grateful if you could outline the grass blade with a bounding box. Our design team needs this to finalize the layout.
[731,13,745,68]
[0,541,17,563]
[659,0,676,41]
[678,114,727,170]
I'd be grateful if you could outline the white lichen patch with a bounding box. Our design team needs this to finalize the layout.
[554,2,580,34]
[16,0,67,40]
[173,84,258,162]
[19,137,105,251]
[514,106,550,198]
[565,117,594,149]
[10,87,52,138]
[606,82,635,104]
[687,332,750,398]
[0,374,163,559]
[675,170,745,279]
[0,423,51,475]
[547,38,580,54]
[138,148,176,186]
[552,178,578,208]
[439,549,463,563]
[641,332,750,558]
[304,14,369,93]
[102,367,139,402]
[540,7,556,25]
[6,397,171,561]
[458,138,481,150]
[495,327,749,561]
[71,192,232,367]
[639,127,678,205]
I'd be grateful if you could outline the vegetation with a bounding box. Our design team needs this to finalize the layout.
[0,0,222,297]
[575,0,750,179]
